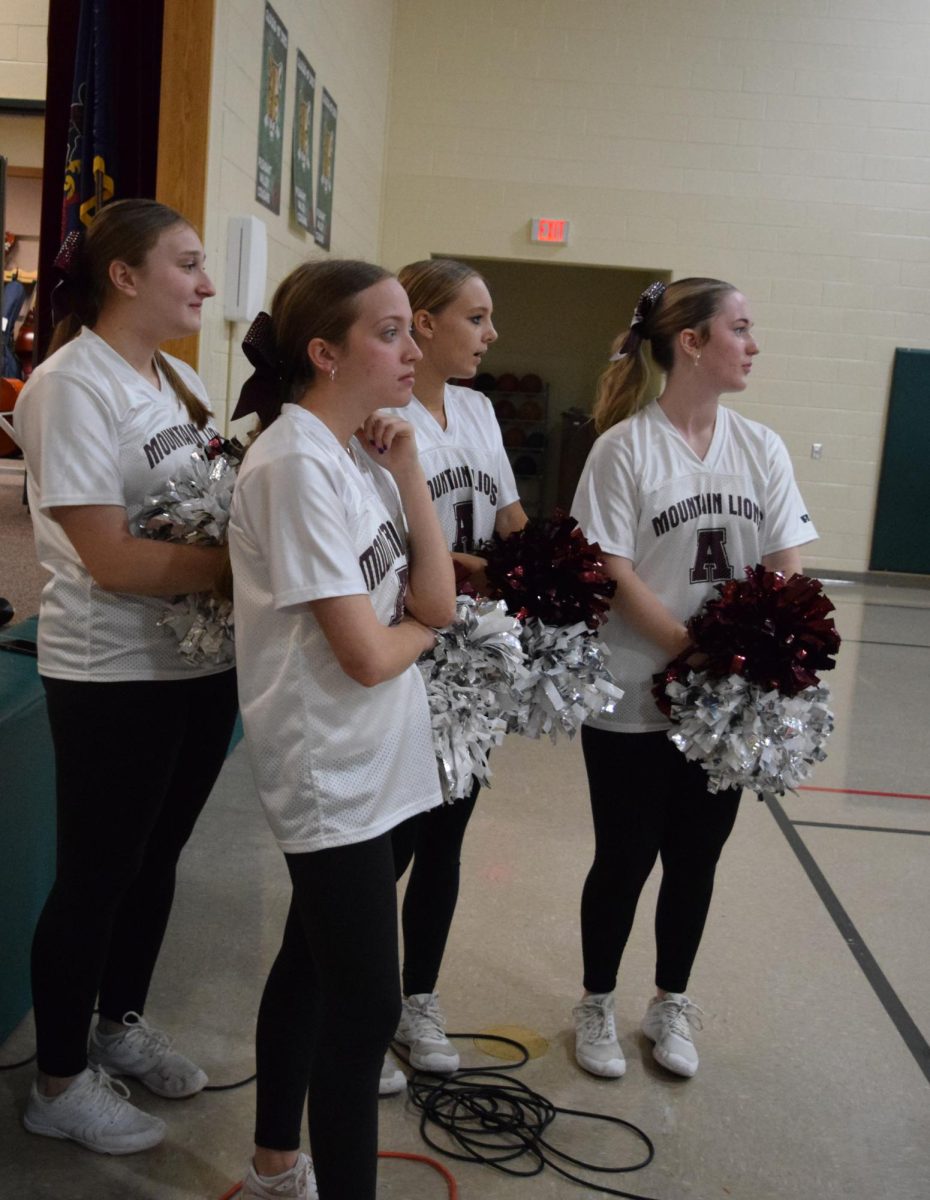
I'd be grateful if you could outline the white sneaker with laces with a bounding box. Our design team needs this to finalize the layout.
[241,1151,318,1199]
[572,992,625,1078]
[23,1066,166,1154]
[395,992,460,1072]
[88,1011,208,1098]
[379,1051,406,1096]
[641,992,702,1077]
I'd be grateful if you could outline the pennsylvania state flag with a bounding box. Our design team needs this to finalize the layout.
[62,0,115,237]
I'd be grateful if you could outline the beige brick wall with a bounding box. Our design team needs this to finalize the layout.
[201,0,396,434]
[0,0,47,100]
[381,0,930,573]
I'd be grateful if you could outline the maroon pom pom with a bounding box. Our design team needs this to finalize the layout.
[479,512,616,629]
[653,564,841,713]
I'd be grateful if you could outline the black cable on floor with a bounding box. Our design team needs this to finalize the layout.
[0,1053,36,1071]
[203,1072,256,1092]
[0,1048,253,1089]
[401,1033,659,1199]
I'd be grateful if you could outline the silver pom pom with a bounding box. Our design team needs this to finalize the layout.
[419,597,526,801]
[665,670,834,796]
[137,446,240,666]
[137,452,239,546]
[158,596,235,668]
[508,619,624,742]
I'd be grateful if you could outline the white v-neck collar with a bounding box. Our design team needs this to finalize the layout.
[650,399,727,468]
[81,327,166,398]
[412,391,454,437]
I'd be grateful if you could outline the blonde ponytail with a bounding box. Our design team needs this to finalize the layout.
[592,342,652,434]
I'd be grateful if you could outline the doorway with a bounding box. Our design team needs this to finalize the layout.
[437,255,669,513]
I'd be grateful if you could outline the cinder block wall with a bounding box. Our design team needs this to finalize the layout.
[0,0,47,163]
[382,0,930,573]
[199,0,397,434]
[0,0,46,98]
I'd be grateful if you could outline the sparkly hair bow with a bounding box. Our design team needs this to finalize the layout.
[50,230,86,326]
[232,311,286,426]
[608,280,667,362]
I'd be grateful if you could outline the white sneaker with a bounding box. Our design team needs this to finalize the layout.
[395,993,460,1073]
[641,993,702,1078]
[572,992,626,1078]
[379,1051,406,1096]
[23,1066,166,1155]
[88,1012,207,1098]
[241,1152,318,1198]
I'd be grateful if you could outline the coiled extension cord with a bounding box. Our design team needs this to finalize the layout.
[402,1030,659,1199]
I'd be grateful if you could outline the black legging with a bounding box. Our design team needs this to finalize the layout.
[391,779,480,996]
[253,834,400,1199]
[32,671,239,1077]
[580,725,741,995]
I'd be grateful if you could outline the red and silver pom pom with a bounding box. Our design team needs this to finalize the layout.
[480,513,620,740]
[654,566,841,796]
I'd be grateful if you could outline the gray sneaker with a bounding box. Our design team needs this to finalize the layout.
[641,993,702,1077]
[88,1011,207,1098]
[572,992,626,1078]
[379,1051,406,1096]
[395,992,460,1072]
[241,1151,318,1198]
[23,1066,166,1154]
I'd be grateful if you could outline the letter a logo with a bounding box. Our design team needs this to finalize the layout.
[690,528,734,584]
[452,500,475,553]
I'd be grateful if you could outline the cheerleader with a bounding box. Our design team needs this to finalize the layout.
[16,199,238,1153]
[374,259,526,1084]
[570,279,817,1079]
[228,260,455,1199]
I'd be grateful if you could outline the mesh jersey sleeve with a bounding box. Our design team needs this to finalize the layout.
[761,431,818,554]
[242,451,372,609]
[495,436,520,511]
[570,434,639,560]
[27,373,127,510]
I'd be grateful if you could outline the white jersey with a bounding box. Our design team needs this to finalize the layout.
[228,403,442,854]
[572,400,818,732]
[15,326,227,681]
[380,385,519,552]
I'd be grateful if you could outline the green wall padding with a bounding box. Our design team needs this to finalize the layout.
[870,348,930,575]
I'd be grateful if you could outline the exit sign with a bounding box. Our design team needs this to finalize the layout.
[530,218,570,244]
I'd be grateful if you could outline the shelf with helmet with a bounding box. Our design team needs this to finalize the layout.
[477,371,549,516]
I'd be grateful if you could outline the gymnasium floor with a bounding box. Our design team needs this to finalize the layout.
[1,576,928,1199]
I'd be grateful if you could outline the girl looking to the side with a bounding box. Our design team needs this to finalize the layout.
[17,198,238,1154]
[228,259,455,1199]
[570,278,817,1081]
[373,258,527,1086]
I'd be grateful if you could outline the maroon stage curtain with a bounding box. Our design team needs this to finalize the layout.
[36,0,165,363]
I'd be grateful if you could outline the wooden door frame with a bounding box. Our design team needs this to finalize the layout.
[157,0,216,369]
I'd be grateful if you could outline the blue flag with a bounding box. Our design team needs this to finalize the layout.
[62,0,115,238]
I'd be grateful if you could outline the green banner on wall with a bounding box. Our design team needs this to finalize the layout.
[291,50,316,232]
[255,2,288,215]
[314,88,337,250]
